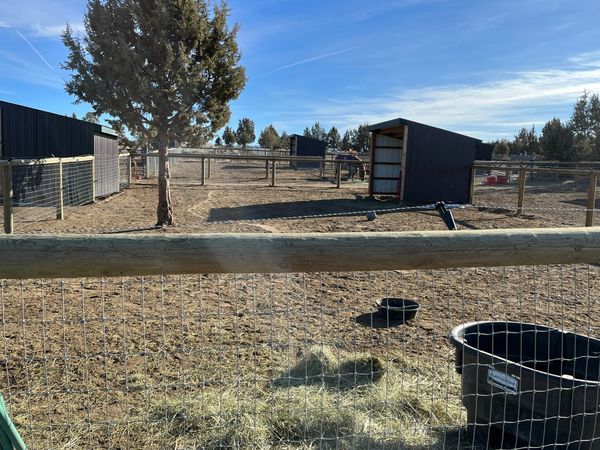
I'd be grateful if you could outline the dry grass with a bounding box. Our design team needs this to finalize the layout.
[138,346,467,449]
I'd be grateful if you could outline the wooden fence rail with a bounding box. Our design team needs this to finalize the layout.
[471,161,600,226]
[1,227,599,279]
[146,152,368,188]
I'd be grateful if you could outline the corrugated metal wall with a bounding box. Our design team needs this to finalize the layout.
[0,100,96,158]
[94,133,119,197]
[403,122,478,203]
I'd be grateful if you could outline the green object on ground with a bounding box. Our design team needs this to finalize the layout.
[0,394,27,450]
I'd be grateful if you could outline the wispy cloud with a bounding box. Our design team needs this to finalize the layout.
[0,1,83,38]
[349,0,446,21]
[15,30,55,72]
[270,46,361,73]
[0,49,62,89]
[263,53,600,140]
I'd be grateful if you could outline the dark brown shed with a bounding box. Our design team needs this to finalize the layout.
[368,118,481,203]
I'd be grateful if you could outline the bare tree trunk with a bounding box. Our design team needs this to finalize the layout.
[156,131,173,226]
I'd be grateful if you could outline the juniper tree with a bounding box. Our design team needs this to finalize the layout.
[62,0,246,225]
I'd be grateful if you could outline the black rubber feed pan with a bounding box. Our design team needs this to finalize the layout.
[375,298,420,322]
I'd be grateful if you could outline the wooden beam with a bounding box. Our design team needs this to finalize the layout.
[1,228,600,279]
[586,173,597,227]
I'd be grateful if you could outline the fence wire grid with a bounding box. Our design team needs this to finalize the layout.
[1,265,599,449]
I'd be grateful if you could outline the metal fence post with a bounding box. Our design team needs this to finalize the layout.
[517,169,526,215]
[56,159,64,220]
[586,172,597,227]
[201,157,205,186]
[207,158,212,179]
[336,161,341,188]
[2,164,13,234]
[271,160,277,187]
[127,154,132,186]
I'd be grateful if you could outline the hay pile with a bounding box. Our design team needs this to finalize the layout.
[141,346,467,449]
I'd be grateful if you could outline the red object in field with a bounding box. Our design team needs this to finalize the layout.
[486,176,497,185]
[496,175,508,184]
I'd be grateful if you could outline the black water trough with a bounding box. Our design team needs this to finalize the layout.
[375,298,420,323]
[449,321,600,449]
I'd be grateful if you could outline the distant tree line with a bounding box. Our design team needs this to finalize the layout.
[302,122,370,153]
[218,120,371,153]
[490,92,600,162]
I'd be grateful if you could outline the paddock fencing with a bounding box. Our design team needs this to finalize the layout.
[470,161,600,228]
[1,229,600,449]
[1,154,136,234]
[143,150,370,190]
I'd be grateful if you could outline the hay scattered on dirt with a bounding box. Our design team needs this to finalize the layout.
[272,346,385,389]
[141,346,467,449]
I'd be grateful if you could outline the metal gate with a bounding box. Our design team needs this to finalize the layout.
[94,133,119,197]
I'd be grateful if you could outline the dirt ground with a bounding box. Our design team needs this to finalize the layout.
[12,160,599,234]
[3,159,600,448]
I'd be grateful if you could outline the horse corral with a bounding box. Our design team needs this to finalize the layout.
[1,154,600,449]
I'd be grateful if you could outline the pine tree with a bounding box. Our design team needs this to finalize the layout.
[62,0,246,226]
[258,124,280,149]
[222,126,236,147]
[327,126,341,150]
[278,131,290,150]
[235,118,255,148]
[341,130,353,152]
[352,124,371,153]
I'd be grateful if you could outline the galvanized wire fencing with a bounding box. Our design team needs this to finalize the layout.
[1,229,599,449]
[118,153,132,190]
[471,162,600,227]
[1,158,95,233]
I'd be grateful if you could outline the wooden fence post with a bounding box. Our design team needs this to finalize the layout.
[2,164,13,234]
[56,160,64,220]
[207,158,212,179]
[320,161,325,180]
[469,165,476,203]
[586,172,597,227]
[271,160,277,187]
[336,161,341,188]
[200,157,205,186]
[517,169,527,215]
[265,160,269,179]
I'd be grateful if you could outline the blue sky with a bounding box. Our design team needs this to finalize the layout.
[1,0,600,141]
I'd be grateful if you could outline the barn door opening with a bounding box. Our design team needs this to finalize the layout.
[371,128,404,197]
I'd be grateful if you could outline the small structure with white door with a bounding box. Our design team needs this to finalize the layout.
[368,118,484,203]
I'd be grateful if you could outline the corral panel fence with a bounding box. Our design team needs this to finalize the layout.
[1,157,94,233]
[144,150,370,189]
[118,153,132,190]
[471,160,600,227]
[1,156,134,233]
[0,229,599,449]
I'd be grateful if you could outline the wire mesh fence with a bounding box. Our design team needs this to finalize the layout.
[119,153,132,191]
[0,261,599,449]
[471,168,600,227]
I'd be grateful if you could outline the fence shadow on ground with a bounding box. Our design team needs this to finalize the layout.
[207,197,394,222]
